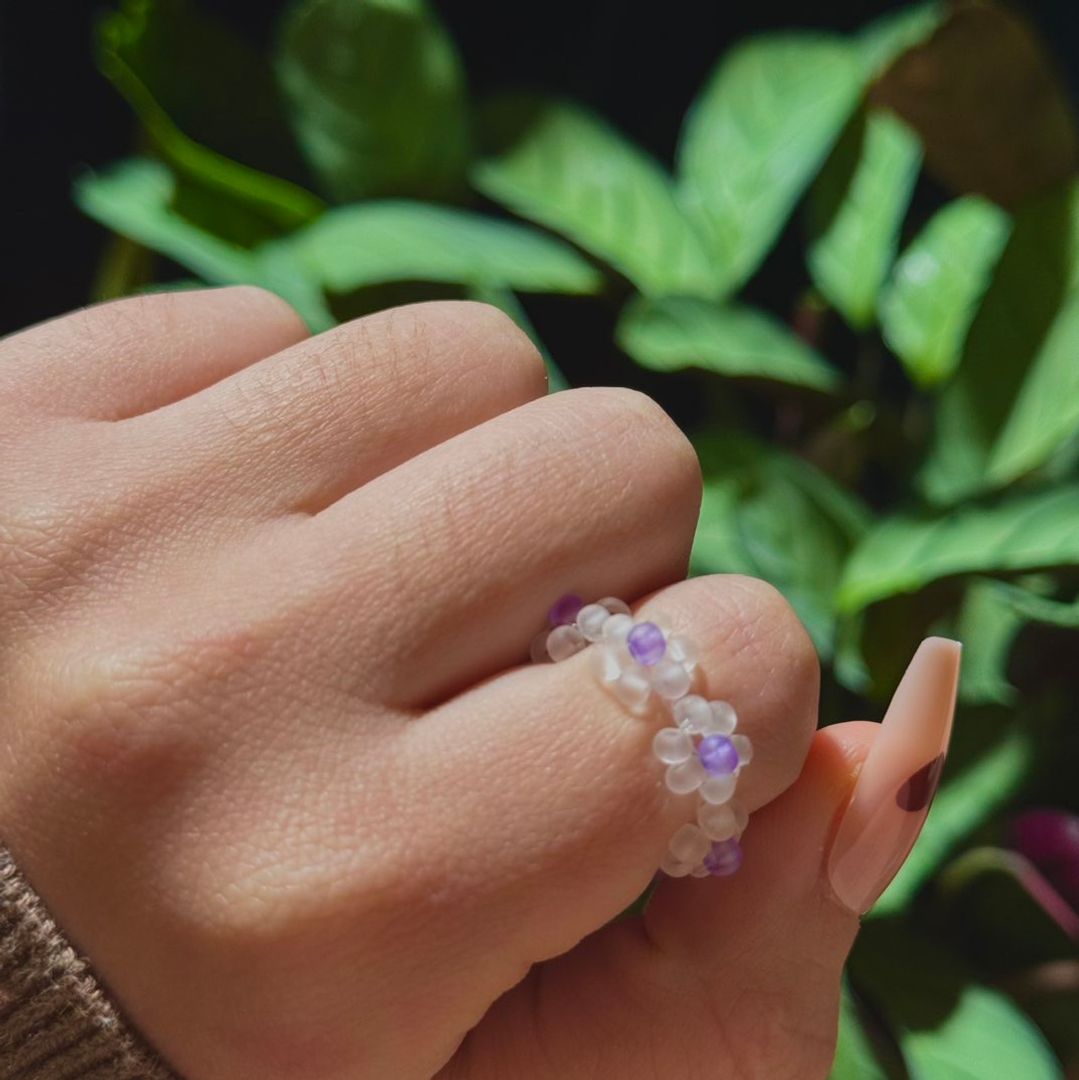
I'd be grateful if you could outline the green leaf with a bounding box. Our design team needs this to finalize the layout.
[830,980,890,1080]
[277,0,468,203]
[98,0,321,229]
[956,579,1024,706]
[837,484,1079,613]
[879,196,1012,388]
[75,159,256,284]
[677,34,864,296]
[466,284,568,393]
[857,1,949,80]
[472,97,717,299]
[854,924,1063,1080]
[617,296,840,392]
[807,108,922,329]
[76,159,334,331]
[872,723,1033,916]
[690,433,869,660]
[288,200,602,295]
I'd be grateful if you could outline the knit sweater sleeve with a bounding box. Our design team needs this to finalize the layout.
[0,844,179,1079]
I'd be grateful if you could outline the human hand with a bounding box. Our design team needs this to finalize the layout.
[0,288,958,1080]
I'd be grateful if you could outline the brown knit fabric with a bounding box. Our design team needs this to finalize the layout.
[0,845,180,1079]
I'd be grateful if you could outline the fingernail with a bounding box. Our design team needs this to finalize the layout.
[827,637,961,915]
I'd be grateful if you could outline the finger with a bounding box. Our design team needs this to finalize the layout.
[407,574,819,996]
[0,286,307,423]
[141,300,548,514]
[291,386,701,705]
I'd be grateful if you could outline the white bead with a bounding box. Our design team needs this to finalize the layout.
[697,801,737,841]
[667,634,698,668]
[665,757,706,794]
[576,603,611,642]
[730,734,754,765]
[672,694,712,734]
[699,772,738,805]
[602,613,634,644]
[706,700,738,736]
[659,850,692,878]
[613,669,651,710]
[529,630,551,664]
[598,596,632,617]
[546,624,587,662]
[668,822,711,863]
[652,727,693,765]
[690,864,710,877]
[730,799,750,835]
[651,659,692,700]
[591,644,621,683]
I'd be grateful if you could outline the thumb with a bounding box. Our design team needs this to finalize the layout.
[642,637,961,1076]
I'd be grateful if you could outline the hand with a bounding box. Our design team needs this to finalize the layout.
[0,288,956,1080]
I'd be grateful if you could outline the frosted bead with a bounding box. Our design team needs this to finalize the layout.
[699,772,738,805]
[613,669,651,710]
[598,596,632,617]
[704,838,743,876]
[730,734,754,765]
[698,734,739,776]
[698,801,738,841]
[529,630,551,664]
[576,603,611,642]
[668,823,711,863]
[548,594,584,626]
[659,850,692,878]
[652,727,693,765]
[591,644,622,683]
[547,624,587,662]
[628,622,666,665]
[602,613,634,644]
[667,634,698,668]
[706,700,738,736]
[665,757,706,794]
[652,659,692,700]
[672,694,712,734]
[730,799,749,835]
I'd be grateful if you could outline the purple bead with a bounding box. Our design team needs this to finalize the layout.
[627,621,666,665]
[548,593,584,627]
[704,838,743,877]
[698,734,739,775]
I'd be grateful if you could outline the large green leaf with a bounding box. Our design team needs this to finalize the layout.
[277,0,469,202]
[288,201,602,295]
[75,159,334,331]
[838,485,1079,613]
[75,158,256,284]
[617,296,839,392]
[690,433,869,660]
[677,34,864,296]
[879,196,1012,388]
[807,107,922,329]
[872,723,1033,916]
[98,0,321,229]
[857,1,949,81]
[921,182,1079,503]
[472,97,717,299]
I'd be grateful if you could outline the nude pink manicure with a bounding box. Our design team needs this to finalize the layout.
[827,637,962,915]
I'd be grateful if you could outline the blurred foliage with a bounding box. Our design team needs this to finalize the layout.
[77,0,1079,1074]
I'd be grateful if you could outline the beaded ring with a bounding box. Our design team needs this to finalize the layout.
[532,594,753,879]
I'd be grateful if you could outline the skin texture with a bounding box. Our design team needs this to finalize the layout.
[0,287,873,1080]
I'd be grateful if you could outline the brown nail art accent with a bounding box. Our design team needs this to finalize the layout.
[896,753,944,812]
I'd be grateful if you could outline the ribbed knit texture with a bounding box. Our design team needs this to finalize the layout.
[0,845,179,1079]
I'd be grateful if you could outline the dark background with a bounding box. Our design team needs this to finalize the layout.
[1,0,1076,338]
